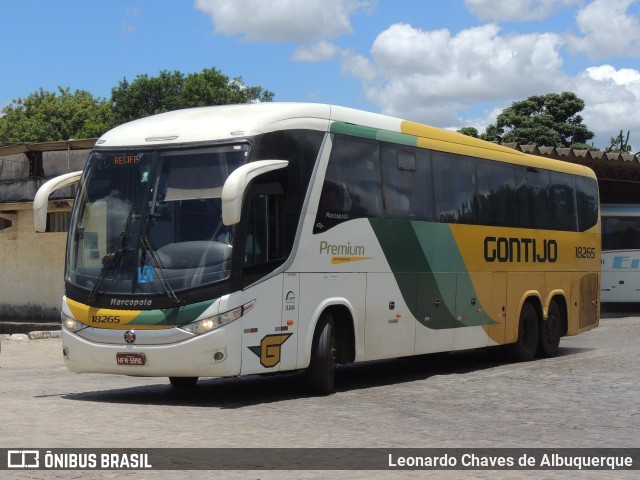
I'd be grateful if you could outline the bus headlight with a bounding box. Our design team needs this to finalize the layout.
[180,300,255,335]
[62,315,87,333]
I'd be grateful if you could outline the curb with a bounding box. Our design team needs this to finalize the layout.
[0,322,61,336]
[1,330,62,342]
[29,330,62,340]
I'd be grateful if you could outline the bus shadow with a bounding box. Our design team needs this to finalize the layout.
[601,303,640,318]
[61,346,592,408]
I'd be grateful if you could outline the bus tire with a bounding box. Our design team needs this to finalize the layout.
[306,313,336,395]
[538,301,562,358]
[169,376,198,388]
[505,302,539,362]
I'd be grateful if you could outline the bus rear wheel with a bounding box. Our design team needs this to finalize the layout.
[306,313,336,395]
[169,376,198,388]
[538,302,562,358]
[506,302,539,362]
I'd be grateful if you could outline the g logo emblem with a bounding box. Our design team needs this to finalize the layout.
[248,334,292,368]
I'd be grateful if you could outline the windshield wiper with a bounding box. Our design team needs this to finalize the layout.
[139,235,181,305]
[88,207,134,303]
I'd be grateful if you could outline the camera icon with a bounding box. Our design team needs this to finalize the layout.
[7,450,40,468]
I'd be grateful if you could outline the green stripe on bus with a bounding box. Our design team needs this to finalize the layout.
[369,219,496,329]
[330,122,418,147]
[127,299,216,326]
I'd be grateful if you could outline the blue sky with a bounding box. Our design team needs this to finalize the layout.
[1,0,639,149]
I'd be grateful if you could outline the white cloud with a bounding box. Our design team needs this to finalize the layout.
[343,23,566,126]
[465,0,580,21]
[573,65,640,149]
[121,6,141,36]
[193,0,640,148]
[340,50,378,83]
[292,41,340,62]
[585,64,640,85]
[566,0,640,59]
[194,0,375,42]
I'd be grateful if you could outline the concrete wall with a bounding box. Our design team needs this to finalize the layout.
[0,145,92,320]
[0,153,29,178]
[0,149,89,202]
[0,205,68,320]
[43,149,88,176]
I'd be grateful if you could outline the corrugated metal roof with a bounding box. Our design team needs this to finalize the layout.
[500,143,640,179]
[0,139,97,156]
[499,143,640,203]
[500,143,639,165]
[2,137,639,203]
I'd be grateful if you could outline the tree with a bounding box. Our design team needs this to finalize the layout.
[606,130,632,153]
[110,67,274,125]
[482,92,595,148]
[456,127,479,138]
[0,87,114,146]
[0,67,275,146]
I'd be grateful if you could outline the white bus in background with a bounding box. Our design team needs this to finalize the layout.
[601,204,640,303]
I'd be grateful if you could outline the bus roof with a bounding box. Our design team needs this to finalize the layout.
[96,103,334,147]
[95,102,595,179]
[601,204,640,216]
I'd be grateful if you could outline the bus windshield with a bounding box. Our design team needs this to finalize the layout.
[66,144,248,300]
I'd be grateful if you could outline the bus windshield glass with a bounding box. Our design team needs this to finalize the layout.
[66,144,249,298]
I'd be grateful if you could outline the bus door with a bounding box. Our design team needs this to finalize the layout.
[239,186,297,375]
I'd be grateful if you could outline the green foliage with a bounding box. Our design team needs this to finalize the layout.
[569,142,600,151]
[0,87,114,146]
[479,124,501,142]
[456,127,479,138]
[0,67,274,146]
[606,130,632,153]
[110,67,274,125]
[485,92,595,148]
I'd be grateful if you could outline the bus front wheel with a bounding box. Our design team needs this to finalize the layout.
[506,302,539,362]
[306,313,336,395]
[538,302,562,358]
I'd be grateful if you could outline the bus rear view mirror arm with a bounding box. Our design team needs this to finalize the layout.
[221,160,288,226]
[33,171,83,232]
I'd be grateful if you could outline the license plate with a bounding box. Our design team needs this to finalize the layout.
[116,352,146,366]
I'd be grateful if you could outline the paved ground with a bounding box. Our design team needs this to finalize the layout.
[0,310,638,479]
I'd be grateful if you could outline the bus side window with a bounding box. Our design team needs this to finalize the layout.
[477,160,517,227]
[603,216,640,250]
[381,145,425,219]
[549,172,577,231]
[244,193,283,266]
[242,190,285,287]
[432,151,478,224]
[525,167,551,229]
[575,176,599,231]
[314,134,381,233]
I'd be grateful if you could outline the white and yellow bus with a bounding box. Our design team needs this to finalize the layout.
[600,204,640,302]
[35,103,600,393]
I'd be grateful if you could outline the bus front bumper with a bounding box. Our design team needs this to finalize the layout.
[61,324,242,378]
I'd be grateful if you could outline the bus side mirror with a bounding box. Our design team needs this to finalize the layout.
[33,171,83,232]
[221,160,288,226]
